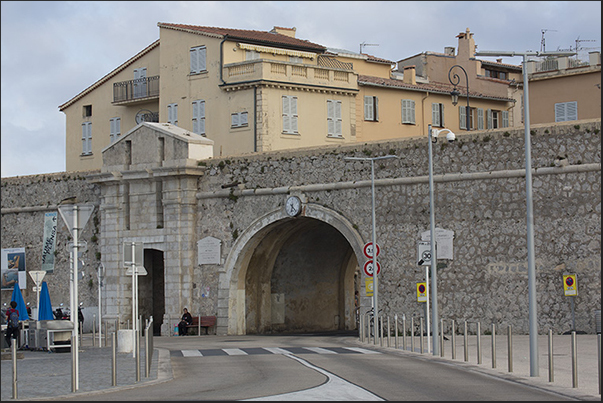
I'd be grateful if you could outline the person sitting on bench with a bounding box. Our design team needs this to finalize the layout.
[178,307,193,336]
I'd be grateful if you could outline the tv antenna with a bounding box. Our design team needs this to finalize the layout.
[360,42,379,54]
[540,29,557,53]
[574,36,599,60]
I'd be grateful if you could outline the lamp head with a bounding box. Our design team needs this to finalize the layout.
[450,88,460,106]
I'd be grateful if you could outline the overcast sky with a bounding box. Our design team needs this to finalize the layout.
[1,1,600,178]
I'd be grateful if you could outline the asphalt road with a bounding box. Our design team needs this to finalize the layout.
[40,333,584,401]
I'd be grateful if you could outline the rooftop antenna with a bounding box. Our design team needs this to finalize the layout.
[360,42,379,54]
[574,36,599,59]
[540,29,557,53]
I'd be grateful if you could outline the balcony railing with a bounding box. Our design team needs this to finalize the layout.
[113,76,159,103]
[222,60,357,91]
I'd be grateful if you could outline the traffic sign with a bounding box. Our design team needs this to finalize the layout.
[417,282,427,302]
[58,204,95,237]
[363,260,381,277]
[417,241,431,265]
[363,243,380,259]
[365,277,373,297]
[563,274,577,296]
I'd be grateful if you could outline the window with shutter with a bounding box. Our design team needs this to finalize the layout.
[487,109,493,129]
[401,99,416,124]
[192,100,206,135]
[190,46,207,74]
[432,103,444,127]
[555,101,578,122]
[459,106,466,130]
[327,99,342,137]
[168,103,178,125]
[231,112,249,128]
[502,111,509,128]
[364,96,378,121]
[282,96,298,134]
[81,122,92,155]
[110,117,121,143]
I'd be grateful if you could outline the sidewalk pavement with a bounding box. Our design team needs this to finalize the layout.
[1,333,601,401]
[352,332,601,401]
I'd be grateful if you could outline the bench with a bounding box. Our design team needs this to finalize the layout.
[186,316,217,335]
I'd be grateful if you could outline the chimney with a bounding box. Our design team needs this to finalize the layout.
[444,47,455,56]
[456,27,476,60]
[403,65,416,85]
[589,51,601,66]
[270,26,296,38]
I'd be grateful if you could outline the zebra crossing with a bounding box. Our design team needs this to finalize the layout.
[173,346,380,357]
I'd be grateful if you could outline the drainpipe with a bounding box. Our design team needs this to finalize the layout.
[254,86,258,152]
[220,35,229,85]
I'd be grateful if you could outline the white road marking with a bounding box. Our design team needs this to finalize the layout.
[181,349,202,357]
[262,347,292,355]
[303,347,338,354]
[223,348,248,355]
[343,347,381,354]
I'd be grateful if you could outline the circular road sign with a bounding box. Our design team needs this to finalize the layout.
[418,284,426,293]
[363,260,381,277]
[565,276,574,287]
[363,243,381,259]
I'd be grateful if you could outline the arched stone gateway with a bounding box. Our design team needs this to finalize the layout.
[219,203,365,335]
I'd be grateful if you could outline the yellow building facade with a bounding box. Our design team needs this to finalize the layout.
[60,25,520,173]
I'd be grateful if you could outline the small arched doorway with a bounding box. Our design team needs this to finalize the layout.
[221,203,364,335]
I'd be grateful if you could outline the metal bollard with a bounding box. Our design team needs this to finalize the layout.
[491,323,496,368]
[387,316,391,347]
[359,314,364,343]
[12,341,18,399]
[136,328,141,382]
[451,319,456,360]
[508,324,513,372]
[548,329,554,382]
[420,317,424,354]
[379,314,384,347]
[597,333,600,395]
[477,322,482,364]
[440,318,444,357]
[93,314,96,347]
[402,316,407,351]
[464,320,469,362]
[411,317,415,353]
[111,332,117,386]
[571,331,578,388]
[394,314,399,349]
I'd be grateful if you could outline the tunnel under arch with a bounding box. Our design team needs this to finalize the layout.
[220,203,365,335]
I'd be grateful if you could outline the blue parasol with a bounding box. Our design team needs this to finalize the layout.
[38,281,55,321]
[11,281,30,321]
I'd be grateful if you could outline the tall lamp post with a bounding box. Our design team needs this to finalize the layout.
[345,154,396,346]
[475,49,574,376]
[448,65,470,131]
[427,124,456,356]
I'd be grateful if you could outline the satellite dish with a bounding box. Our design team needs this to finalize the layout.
[135,109,154,124]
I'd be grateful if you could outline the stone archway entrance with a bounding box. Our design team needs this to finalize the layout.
[220,203,364,335]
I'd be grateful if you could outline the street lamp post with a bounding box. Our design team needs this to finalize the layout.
[427,124,456,356]
[475,49,575,376]
[448,65,470,131]
[345,154,396,346]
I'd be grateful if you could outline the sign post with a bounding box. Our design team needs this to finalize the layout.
[124,242,146,358]
[417,240,431,353]
[563,274,578,331]
[28,271,46,315]
[58,202,95,392]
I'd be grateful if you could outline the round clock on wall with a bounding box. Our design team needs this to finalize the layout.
[285,196,302,217]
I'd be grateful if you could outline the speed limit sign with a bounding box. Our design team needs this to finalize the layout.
[363,260,381,277]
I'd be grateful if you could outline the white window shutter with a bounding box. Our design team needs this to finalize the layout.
[291,97,298,133]
[192,101,199,134]
[231,113,239,127]
[335,101,342,136]
[240,112,248,126]
[567,101,577,121]
[487,109,493,129]
[502,111,509,128]
[199,47,206,72]
[478,108,484,130]
[282,96,290,133]
[364,96,373,121]
[459,106,466,130]
[432,103,439,126]
[441,104,444,126]
[199,101,205,134]
[327,100,335,135]
[190,48,198,73]
[410,100,415,124]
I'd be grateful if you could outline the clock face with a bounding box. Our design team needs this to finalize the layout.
[285,196,302,217]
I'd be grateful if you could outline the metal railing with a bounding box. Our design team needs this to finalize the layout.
[113,76,159,103]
